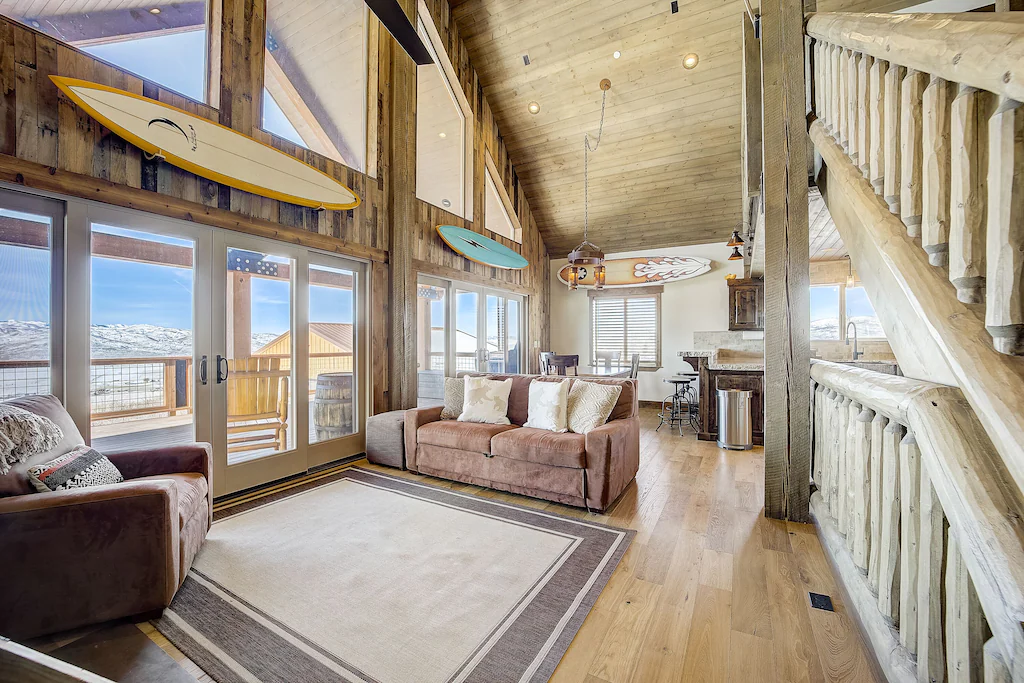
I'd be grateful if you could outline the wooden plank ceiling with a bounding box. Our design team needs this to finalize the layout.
[452,0,746,255]
[808,186,847,261]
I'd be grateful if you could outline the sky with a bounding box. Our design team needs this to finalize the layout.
[810,284,878,321]
[83,30,306,147]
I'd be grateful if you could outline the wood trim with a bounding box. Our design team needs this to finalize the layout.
[0,152,387,262]
[413,258,532,295]
[263,49,347,164]
[587,285,665,298]
[762,0,811,522]
[483,149,523,242]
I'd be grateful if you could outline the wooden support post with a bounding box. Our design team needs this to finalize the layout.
[761,0,811,522]
[387,0,418,410]
[899,430,921,655]
[741,11,762,263]
[949,85,992,305]
[985,98,1024,355]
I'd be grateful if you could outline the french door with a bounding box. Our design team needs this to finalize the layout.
[1,185,368,498]
[416,276,525,406]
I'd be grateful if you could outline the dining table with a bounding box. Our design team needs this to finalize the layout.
[578,366,632,378]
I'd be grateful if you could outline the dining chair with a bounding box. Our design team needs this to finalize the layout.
[629,353,641,379]
[540,351,556,375]
[547,354,579,376]
[595,350,621,371]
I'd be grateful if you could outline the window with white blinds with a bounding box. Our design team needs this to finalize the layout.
[590,293,661,369]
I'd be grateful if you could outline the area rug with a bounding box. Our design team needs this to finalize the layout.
[155,467,633,683]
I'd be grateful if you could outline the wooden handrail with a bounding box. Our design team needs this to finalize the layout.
[806,13,1024,102]
[810,360,1024,681]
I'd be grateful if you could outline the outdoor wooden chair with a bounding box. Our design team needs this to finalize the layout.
[226,356,290,454]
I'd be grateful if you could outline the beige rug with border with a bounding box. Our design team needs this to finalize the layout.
[155,466,633,683]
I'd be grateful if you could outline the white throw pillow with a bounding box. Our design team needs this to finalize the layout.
[524,379,570,432]
[457,376,514,425]
[567,381,623,434]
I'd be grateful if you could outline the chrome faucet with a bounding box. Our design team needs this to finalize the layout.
[846,321,863,361]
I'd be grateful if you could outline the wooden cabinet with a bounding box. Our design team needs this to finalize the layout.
[728,277,765,331]
[695,364,764,446]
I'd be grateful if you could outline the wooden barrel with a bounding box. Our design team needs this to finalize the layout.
[313,372,354,441]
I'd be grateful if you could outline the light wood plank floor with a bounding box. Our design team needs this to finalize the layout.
[35,407,881,682]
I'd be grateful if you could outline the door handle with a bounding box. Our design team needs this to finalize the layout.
[199,355,208,385]
[216,355,229,383]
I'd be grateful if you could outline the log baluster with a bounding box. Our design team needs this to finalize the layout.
[867,412,887,593]
[985,98,1024,355]
[900,430,921,655]
[950,85,992,305]
[922,75,954,267]
[884,63,904,214]
[846,399,862,548]
[901,69,927,237]
[944,537,985,683]
[876,420,902,625]
[859,54,872,178]
[918,465,948,682]
[869,58,886,195]
[848,51,860,164]
[852,405,874,571]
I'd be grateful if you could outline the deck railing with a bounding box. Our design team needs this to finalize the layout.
[806,13,1024,355]
[810,360,1024,682]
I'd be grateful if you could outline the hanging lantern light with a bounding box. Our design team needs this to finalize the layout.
[728,246,743,261]
[846,256,855,288]
[567,79,611,289]
[727,229,745,247]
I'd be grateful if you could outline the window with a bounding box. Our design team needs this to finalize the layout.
[846,286,885,338]
[484,154,521,242]
[262,0,367,171]
[810,285,841,340]
[591,293,661,369]
[415,6,472,218]
[4,1,215,103]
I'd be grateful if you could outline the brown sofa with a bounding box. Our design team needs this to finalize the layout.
[0,395,211,640]
[405,375,639,511]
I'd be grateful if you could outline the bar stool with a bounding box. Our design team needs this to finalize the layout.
[657,374,698,436]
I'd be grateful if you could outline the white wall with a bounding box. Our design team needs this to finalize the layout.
[549,242,745,402]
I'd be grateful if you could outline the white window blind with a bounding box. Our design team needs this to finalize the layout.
[591,294,660,368]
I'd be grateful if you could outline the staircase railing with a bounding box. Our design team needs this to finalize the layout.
[810,360,1024,682]
[806,13,1024,355]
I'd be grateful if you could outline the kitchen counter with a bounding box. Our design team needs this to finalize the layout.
[680,349,765,372]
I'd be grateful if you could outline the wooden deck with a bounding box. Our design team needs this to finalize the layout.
[32,407,880,682]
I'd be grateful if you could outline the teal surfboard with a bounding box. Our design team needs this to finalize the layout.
[436,225,529,270]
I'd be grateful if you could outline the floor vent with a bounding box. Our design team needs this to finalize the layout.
[809,592,835,612]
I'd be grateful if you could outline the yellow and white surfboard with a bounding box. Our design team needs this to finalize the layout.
[50,76,360,211]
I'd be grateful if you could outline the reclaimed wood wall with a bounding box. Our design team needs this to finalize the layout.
[0,0,550,412]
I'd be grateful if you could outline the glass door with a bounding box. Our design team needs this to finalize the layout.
[81,206,212,452]
[306,254,366,469]
[213,233,304,495]
[454,287,480,373]
[416,277,448,406]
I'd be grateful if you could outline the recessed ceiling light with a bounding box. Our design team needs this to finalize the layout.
[528,101,540,115]
[149,7,161,13]
[442,199,452,208]
[613,50,621,59]
[438,132,447,138]
[682,53,699,69]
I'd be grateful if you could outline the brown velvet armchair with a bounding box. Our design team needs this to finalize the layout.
[0,395,212,640]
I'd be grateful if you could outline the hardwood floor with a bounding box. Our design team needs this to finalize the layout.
[35,408,880,682]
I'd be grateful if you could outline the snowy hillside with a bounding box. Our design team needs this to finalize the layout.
[810,315,885,340]
[0,321,278,360]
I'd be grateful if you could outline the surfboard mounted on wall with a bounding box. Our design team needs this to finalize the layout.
[50,76,361,211]
[557,255,711,288]
[436,225,529,270]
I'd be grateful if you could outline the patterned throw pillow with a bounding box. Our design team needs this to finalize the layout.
[524,379,570,432]
[27,445,124,493]
[440,377,465,420]
[0,402,64,475]
[567,381,624,434]
[457,376,514,425]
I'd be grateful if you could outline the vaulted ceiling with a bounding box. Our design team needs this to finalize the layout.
[452,0,746,255]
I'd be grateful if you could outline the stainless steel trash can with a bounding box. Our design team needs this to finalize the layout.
[717,388,752,450]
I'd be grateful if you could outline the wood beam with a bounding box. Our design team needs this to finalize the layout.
[387,0,418,410]
[742,11,763,276]
[761,0,811,522]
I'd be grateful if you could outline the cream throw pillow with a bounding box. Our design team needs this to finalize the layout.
[457,376,513,425]
[567,381,623,434]
[524,379,570,432]
[440,377,464,419]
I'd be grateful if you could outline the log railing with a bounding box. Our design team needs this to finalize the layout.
[810,360,1024,682]
[806,13,1024,355]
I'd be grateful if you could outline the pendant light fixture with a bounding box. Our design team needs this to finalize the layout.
[567,79,611,290]
[727,229,745,247]
[728,246,743,261]
[846,256,855,288]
